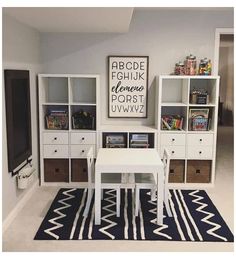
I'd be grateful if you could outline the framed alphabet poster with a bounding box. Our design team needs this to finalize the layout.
[108,56,149,118]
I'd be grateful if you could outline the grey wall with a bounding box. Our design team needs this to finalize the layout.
[41,9,234,126]
[2,14,41,221]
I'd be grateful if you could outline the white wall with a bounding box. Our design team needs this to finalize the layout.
[41,9,234,126]
[2,14,41,221]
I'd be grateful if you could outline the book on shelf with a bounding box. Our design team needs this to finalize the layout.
[189,108,209,131]
[161,115,184,130]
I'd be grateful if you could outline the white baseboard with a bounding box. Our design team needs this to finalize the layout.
[2,179,39,233]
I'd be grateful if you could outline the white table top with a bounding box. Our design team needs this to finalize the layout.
[95,148,163,173]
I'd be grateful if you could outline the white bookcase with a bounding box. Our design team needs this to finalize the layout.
[156,75,220,187]
[38,74,100,186]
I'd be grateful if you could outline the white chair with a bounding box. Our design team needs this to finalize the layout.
[83,147,121,217]
[134,148,172,218]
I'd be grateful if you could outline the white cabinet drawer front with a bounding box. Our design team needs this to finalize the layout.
[161,146,185,159]
[161,133,185,146]
[70,132,96,145]
[187,146,213,159]
[43,132,69,145]
[44,145,69,158]
[187,134,214,146]
[70,145,95,158]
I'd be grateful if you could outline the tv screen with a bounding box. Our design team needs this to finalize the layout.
[4,70,32,173]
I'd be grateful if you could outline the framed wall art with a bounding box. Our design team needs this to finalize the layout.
[108,56,149,118]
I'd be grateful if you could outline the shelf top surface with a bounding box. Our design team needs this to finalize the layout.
[39,74,99,78]
[159,75,220,79]
[98,125,157,132]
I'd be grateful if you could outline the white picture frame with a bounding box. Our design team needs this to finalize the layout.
[108,56,149,118]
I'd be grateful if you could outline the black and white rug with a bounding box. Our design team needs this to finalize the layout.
[34,188,234,242]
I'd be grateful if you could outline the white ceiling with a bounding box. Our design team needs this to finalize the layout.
[3,7,134,33]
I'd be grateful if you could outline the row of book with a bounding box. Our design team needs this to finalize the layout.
[161,108,211,131]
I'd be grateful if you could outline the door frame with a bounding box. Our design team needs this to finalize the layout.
[214,28,234,75]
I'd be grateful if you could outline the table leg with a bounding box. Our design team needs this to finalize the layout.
[157,168,164,225]
[95,170,101,225]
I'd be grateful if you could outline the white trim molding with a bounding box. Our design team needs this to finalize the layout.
[2,179,39,233]
[214,28,234,75]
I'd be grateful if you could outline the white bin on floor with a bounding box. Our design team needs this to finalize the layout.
[17,166,35,189]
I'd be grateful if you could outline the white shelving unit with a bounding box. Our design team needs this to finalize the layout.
[156,75,220,187]
[38,74,100,186]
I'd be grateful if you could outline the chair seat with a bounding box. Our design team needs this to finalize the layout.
[135,173,155,184]
[101,173,122,184]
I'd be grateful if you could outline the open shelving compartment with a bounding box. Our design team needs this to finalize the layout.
[39,76,69,104]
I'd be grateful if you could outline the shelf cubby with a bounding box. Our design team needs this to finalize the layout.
[40,77,68,103]
[70,77,96,104]
[161,78,188,105]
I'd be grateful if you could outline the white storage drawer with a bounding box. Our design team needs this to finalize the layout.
[70,132,96,145]
[160,133,186,146]
[44,145,69,158]
[43,132,69,145]
[70,145,95,158]
[187,133,214,146]
[187,146,213,159]
[161,146,185,159]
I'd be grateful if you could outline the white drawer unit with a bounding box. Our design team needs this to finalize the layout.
[161,145,185,159]
[70,144,95,158]
[187,146,213,159]
[43,132,69,145]
[70,132,96,145]
[43,144,69,158]
[187,133,214,146]
[160,133,186,146]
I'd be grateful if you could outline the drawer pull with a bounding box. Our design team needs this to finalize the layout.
[54,137,57,140]
[196,169,201,174]
[170,169,174,174]
[172,138,175,142]
[82,137,85,140]
[83,168,87,173]
[199,151,202,154]
[55,168,60,173]
[199,139,202,142]
[54,150,57,153]
[82,150,85,153]
[171,151,175,154]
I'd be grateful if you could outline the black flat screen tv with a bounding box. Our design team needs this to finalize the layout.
[4,70,32,173]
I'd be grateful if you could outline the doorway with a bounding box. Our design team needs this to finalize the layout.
[214,28,234,126]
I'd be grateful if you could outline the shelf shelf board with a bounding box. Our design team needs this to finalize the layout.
[42,102,68,105]
[188,103,216,107]
[43,129,69,132]
[187,130,215,134]
[161,102,187,107]
[160,129,186,133]
[70,102,96,106]
[71,129,96,132]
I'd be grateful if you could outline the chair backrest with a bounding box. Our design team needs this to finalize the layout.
[86,147,94,184]
[163,148,171,184]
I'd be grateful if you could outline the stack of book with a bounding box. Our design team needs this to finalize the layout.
[161,115,184,130]
[46,109,68,130]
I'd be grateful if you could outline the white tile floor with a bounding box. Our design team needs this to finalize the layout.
[2,126,234,252]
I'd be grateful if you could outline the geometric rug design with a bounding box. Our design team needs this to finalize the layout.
[34,188,234,242]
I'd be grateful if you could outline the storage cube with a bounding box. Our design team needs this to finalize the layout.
[71,159,88,182]
[44,159,69,182]
[187,160,211,183]
[169,160,185,183]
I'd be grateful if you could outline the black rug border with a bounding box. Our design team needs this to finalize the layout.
[34,188,234,242]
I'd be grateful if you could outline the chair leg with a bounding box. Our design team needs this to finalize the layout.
[164,188,172,217]
[135,186,140,217]
[116,188,120,217]
[101,189,103,200]
[83,188,94,217]
[151,186,157,201]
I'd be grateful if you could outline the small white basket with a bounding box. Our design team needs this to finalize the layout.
[17,167,35,189]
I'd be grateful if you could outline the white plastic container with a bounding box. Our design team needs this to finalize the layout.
[17,167,35,189]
